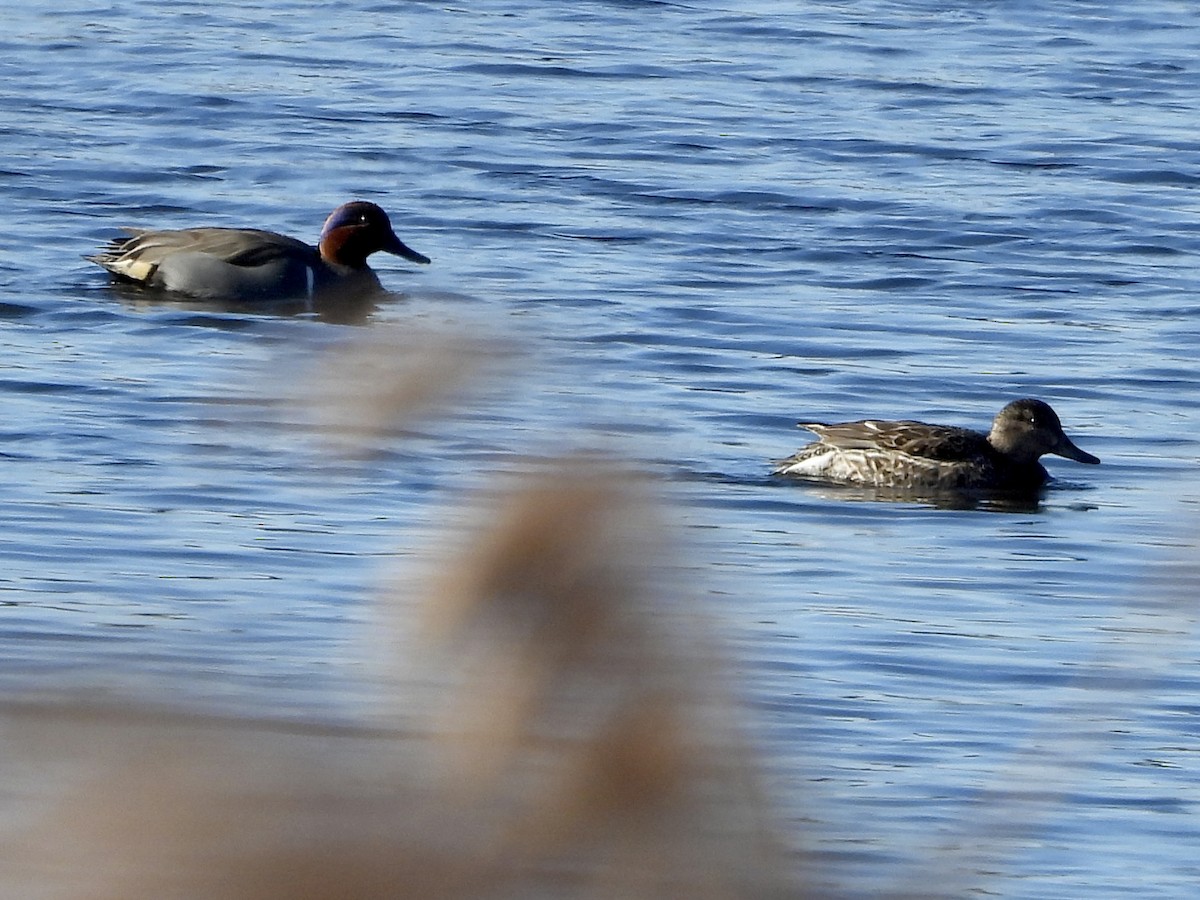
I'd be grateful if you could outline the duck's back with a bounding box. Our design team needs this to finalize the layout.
[774,419,1011,488]
[819,420,988,460]
[95,227,317,272]
[90,227,324,300]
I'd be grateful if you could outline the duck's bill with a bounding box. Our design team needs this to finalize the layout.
[386,233,431,264]
[1055,437,1100,465]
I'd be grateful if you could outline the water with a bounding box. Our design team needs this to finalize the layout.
[4,1,1200,895]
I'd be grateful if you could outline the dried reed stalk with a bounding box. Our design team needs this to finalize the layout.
[0,330,797,898]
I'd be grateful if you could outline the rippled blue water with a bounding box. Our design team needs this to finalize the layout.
[4,1,1200,895]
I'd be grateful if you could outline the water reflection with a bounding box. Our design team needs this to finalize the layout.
[772,476,1083,513]
[101,278,391,325]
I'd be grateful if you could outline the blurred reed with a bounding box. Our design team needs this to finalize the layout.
[299,327,515,455]
[0,328,800,899]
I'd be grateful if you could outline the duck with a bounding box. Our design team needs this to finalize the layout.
[88,200,429,302]
[773,398,1100,490]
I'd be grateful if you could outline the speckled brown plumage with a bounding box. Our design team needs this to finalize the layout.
[774,399,1099,490]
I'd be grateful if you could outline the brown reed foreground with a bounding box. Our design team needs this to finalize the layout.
[0,331,802,899]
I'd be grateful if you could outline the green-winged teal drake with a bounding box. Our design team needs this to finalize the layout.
[773,398,1100,490]
[88,201,429,302]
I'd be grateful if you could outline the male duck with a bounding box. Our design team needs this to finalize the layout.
[88,200,429,302]
[773,398,1100,490]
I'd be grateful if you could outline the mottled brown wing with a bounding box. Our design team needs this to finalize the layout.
[805,420,989,461]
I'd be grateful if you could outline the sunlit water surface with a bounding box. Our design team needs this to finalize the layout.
[3,2,1200,896]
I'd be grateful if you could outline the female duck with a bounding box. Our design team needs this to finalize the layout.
[89,201,429,302]
[774,398,1100,490]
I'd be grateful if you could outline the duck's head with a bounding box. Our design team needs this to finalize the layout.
[988,398,1100,466]
[318,201,431,269]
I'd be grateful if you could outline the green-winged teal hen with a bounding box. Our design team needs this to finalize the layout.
[773,398,1099,490]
